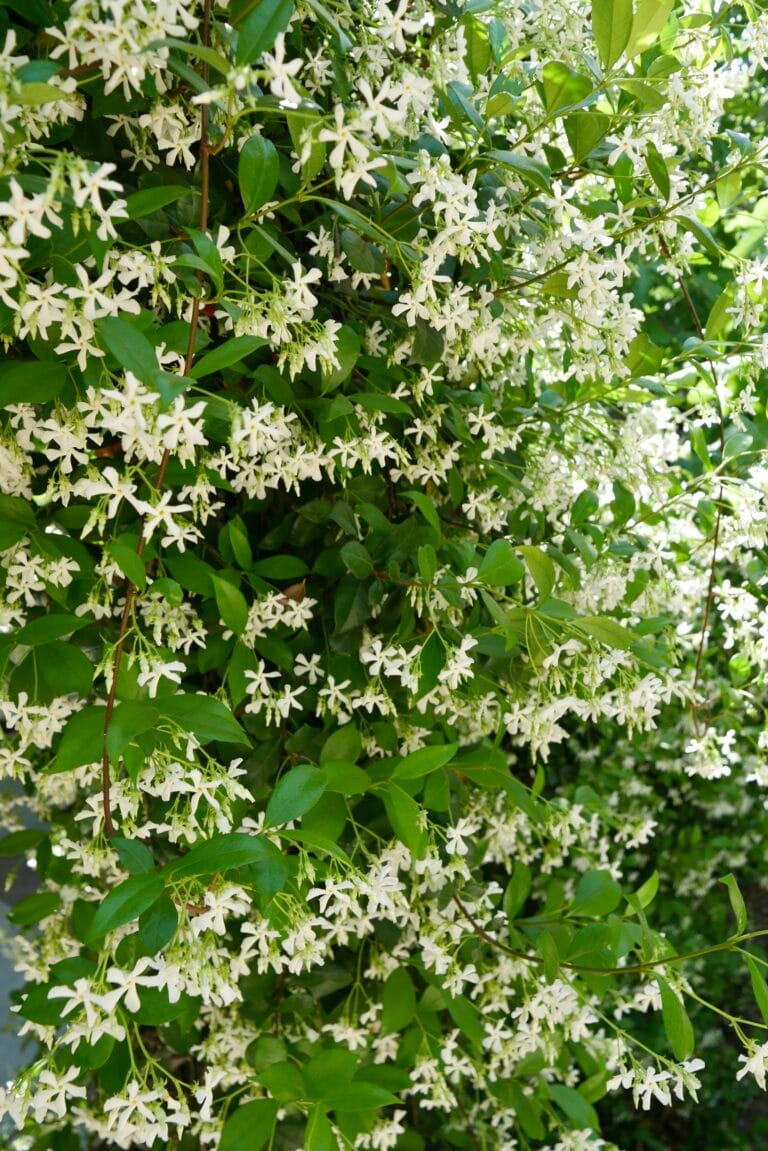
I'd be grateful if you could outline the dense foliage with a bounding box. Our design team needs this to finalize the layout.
[3,0,768,1147]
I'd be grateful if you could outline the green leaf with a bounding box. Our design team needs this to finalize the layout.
[220,1099,278,1151]
[571,869,622,916]
[304,0,353,50]
[211,573,249,635]
[311,197,396,254]
[548,1084,599,1131]
[479,539,524,587]
[591,0,633,67]
[113,838,155,875]
[190,336,266,379]
[105,541,147,590]
[0,492,35,529]
[15,614,88,645]
[321,324,360,390]
[8,892,61,926]
[381,967,416,1033]
[226,517,253,571]
[679,214,720,261]
[322,761,370,795]
[349,392,410,416]
[705,283,735,342]
[97,318,158,385]
[287,111,327,182]
[720,873,747,936]
[150,37,230,75]
[106,701,160,760]
[265,765,328,826]
[33,643,94,702]
[158,694,249,745]
[657,977,695,1061]
[305,1105,339,1151]
[572,615,634,650]
[391,743,458,781]
[542,61,592,114]
[402,490,441,535]
[746,955,768,1026]
[239,134,280,214]
[321,727,362,764]
[252,555,309,579]
[485,150,551,192]
[236,0,296,64]
[646,140,670,199]
[503,862,532,920]
[125,186,187,218]
[280,829,351,864]
[0,829,46,857]
[382,784,427,859]
[0,360,68,407]
[519,545,556,599]
[340,541,373,579]
[260,1061,305,1101]
[323,1082,399,1112]
[139,895,179,954]
[53,706,105,773]
[15,82,62,106]
[627,0,675,57]
[565,111,610,163]
[536,930,561,982]
[86,873,165,944]
[165,832,288,891]
[632,871,659,910]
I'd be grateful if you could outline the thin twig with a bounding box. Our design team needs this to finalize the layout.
[101,0,214,837]
[453,893,768,977]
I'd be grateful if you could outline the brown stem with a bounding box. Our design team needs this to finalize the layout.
[101,0,213,838]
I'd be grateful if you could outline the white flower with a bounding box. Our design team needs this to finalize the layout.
[106,957,164,1013]
[736,1041,768,1090]
[136,658,186,697]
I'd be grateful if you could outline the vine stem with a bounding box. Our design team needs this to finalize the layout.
[101,0,213,838]
[453,894,768,977]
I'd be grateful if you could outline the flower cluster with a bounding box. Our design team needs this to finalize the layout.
[2,1,768,1149]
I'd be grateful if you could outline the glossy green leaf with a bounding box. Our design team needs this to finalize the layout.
[113,838,155,875]
[220,1099,278,1151]
[158,695,249,745]
[265,765,328,826]
[479,539,524,587]
[190,336,267,379]
[0,360,68,407]
[591,0,632,67]
[239,134,281,214]
[720,873,747,936]
[391,742,458,780]
[571,870,622,917]
[165,832,288,888]
[211,573,249,635]
[519,546,556,599]
[86,873,165,944]
[658,977,695,1061]
[236,0,296,64]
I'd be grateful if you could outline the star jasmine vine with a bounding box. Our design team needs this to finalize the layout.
[2,0,768,1149]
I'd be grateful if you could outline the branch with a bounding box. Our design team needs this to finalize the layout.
[453,894,768,978]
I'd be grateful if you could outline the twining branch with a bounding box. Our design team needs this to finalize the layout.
[453,893,768,980]
[100,0,213,838]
